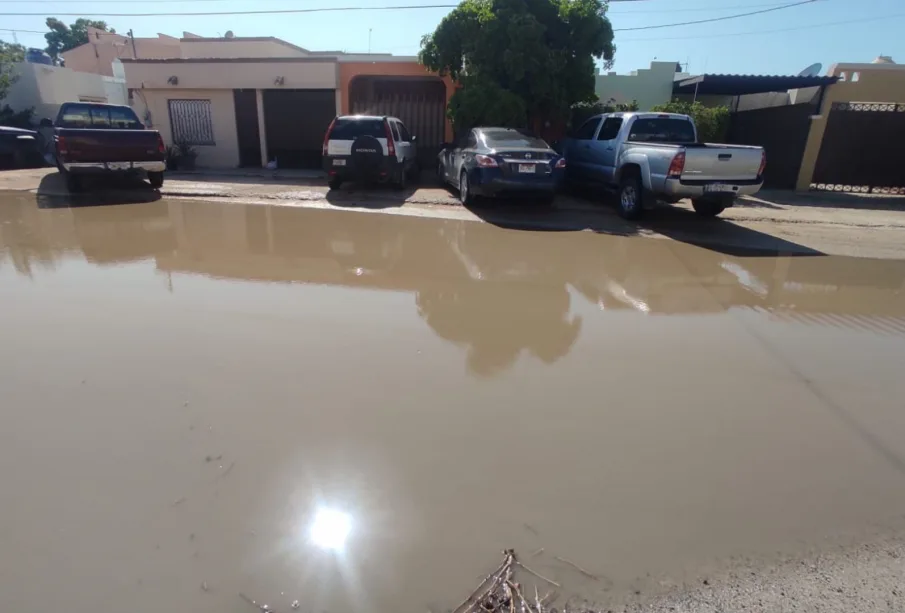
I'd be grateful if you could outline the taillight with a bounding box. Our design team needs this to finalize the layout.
[384,120,395,157]
[322,117,337,156]
[757,150,766,177]
[56,135,69,157]
[157,134,165,155]
[475,154,498,167]
[667,150,685,178]
[554,158,566,169]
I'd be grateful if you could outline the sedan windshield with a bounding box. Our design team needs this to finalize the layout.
[481,129,549,149]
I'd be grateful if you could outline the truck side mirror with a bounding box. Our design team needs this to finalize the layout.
[39,118,53,128]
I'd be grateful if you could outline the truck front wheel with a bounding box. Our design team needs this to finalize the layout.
[618,174,644,220]
[692,199,726,217]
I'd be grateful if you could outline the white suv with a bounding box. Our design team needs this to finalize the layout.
[322,115,418,190]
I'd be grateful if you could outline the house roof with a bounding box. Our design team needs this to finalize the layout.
[673,73,839,96]
[178,36,310,54]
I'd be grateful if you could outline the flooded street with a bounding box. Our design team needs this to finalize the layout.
[2,194,905,613]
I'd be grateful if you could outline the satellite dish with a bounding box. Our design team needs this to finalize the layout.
[798,63,822,77]
[224,30,235,39]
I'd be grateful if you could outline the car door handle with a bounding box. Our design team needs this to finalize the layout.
[582,144,590,149]
[605,147,614,151]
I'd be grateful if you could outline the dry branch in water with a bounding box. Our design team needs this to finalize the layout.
[455,550,567,613]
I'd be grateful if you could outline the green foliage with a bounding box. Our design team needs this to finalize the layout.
[45,18,115,59]
[650,100,730,143]
[447,75,527,136]
[0,106,34,129]
[1,39,26,103]
[570,97,639,128]
[419,0,615,132]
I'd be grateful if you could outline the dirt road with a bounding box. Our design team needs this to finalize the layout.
[2,177,905,612]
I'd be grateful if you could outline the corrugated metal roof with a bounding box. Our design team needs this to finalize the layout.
[673,73,839,96]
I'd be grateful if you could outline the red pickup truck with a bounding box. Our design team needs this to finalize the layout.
[43,102,166,192]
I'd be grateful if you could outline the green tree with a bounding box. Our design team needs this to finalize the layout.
[0,39,33,128]
[44,17,115,59]
[650,100,730,143]
[419,0,615,134]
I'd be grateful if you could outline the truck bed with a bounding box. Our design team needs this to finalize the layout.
[56,128,163,164]
[625,141,763,182]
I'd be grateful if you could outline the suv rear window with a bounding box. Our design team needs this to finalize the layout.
[58,104,143,129]
[329,118,386,140]
[628,118,696,143]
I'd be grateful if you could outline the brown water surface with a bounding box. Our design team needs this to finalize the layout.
[2,196,905,613]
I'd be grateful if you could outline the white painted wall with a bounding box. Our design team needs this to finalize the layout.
[596,61,688,110]
[4,63,127,121]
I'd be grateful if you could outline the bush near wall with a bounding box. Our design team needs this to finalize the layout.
[650,100,730,143]
[569,97,639,131]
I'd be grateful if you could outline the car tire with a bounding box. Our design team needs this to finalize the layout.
[407,161,420,184]
[148,171,164,189]
[64,171,83,193]
[692,199,726,218]
[459,170,476,206]
[328,177,342,191]
[618,174,644,220]
[394,164,407,190]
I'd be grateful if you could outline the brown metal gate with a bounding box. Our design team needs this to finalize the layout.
[727,103,816,189]
[234,89,261,168]
[811,102,905,194]
[350,77,446,166]
[262,89,336,169]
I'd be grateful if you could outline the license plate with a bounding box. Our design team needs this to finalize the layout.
[704,183,735,193]
[518,163,535,174]
[107,162,130,170]
[333,159,346,166]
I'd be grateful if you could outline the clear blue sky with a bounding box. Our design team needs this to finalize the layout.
[1,0,903,75]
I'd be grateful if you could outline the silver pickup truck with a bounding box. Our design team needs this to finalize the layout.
[563,112,765,219]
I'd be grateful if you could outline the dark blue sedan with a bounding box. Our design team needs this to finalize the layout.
[438,127,566,205]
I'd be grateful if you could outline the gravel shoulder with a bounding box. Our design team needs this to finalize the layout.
[625,528,905,613]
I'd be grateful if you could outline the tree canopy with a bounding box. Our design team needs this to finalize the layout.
[419,0,615,134]
[45,18,115,59]
[0,39,32,127]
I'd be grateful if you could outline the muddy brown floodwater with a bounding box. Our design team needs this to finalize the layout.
[2,195,905,613]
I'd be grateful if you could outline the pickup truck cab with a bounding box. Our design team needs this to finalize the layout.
[563,112,765,219]
[43,102,166,192]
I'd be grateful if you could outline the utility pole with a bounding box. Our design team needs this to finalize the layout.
[368,28,372,54]
[128,29,137,59]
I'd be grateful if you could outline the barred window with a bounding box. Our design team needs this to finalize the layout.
[168,99,215,146]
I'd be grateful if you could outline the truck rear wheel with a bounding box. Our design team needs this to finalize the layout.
[148,172,164,188]
[618,174,644,220]
[692,199,726,217]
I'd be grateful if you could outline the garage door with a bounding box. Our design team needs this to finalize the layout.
[262,89,336,169]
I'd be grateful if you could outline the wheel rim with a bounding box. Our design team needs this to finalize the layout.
[621,185,637,212]
[461,174,468,201]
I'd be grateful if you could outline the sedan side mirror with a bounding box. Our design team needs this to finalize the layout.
[410,135,417,143]
[39,118,53,128]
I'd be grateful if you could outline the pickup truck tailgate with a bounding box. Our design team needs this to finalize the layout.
[58,129,162,163]
[682,145,762,182]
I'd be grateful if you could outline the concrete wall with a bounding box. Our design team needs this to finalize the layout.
[132,88,240,168]
[595,61,687,110]
[180,39,307,59]
[796,64,905,190]
[122,58,337,90]
[63,31,181,76]
[4,62,127,121]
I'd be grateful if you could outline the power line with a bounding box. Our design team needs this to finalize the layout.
[0,0,818,20]
[618,12,905,42]
[613,0,818,31]
[1,28,45,33]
